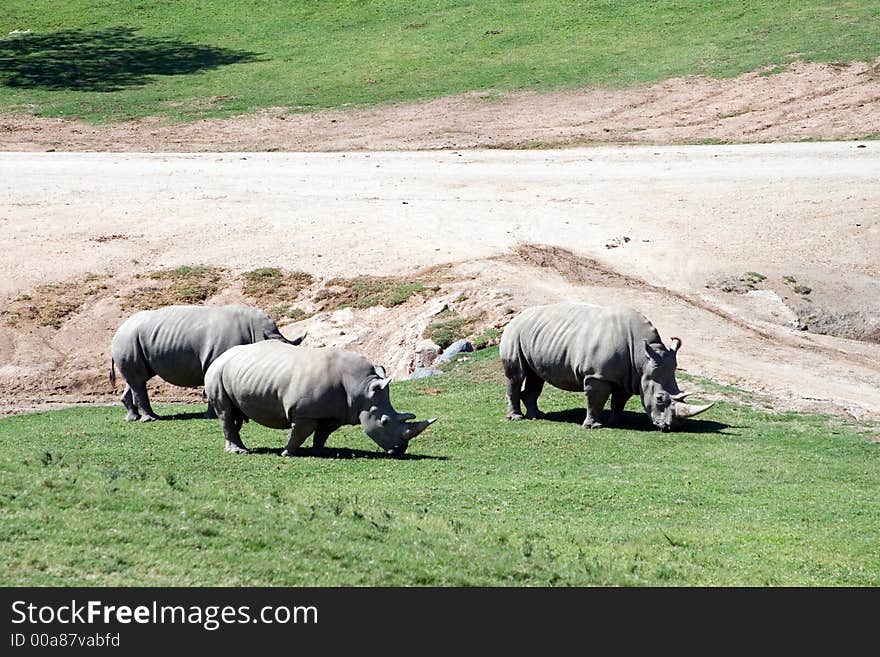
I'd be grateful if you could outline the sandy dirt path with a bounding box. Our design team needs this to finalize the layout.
[1,143,878,418]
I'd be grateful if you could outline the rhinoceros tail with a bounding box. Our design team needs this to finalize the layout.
[109,358,117,387]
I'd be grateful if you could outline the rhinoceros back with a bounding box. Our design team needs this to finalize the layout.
[111,305,270,388]
[205,342,372,430]
[500,303,661,394]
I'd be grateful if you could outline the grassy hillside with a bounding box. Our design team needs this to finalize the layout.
[1,348,878,586]
[1,1,878,122]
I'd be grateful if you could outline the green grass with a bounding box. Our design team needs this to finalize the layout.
[1,1,878,122]
[1,347,878,586]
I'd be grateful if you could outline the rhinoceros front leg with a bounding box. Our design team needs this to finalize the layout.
[607,390,631,427]
[281,420,317,457]
[503,365,525,420]
[582,380,612,429]
[120,384,140,422]
[312,420,342,452]
[204,401,217,420]
[129,380,160,422]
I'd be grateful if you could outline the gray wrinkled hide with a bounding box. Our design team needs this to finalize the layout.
[204,342,435,456]
[110,304,294,421]
[500,303,710,431]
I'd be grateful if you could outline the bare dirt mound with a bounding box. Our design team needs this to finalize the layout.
[2,59,878,151]
[0,146,877,421]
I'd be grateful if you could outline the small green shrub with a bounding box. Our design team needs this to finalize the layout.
[424,311,478,349]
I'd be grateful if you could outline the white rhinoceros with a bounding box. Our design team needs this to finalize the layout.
[110,304,304,421]
[500,303,713,431]
[204,341,436,456]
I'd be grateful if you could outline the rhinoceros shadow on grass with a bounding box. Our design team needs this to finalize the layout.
[540,408,734,434]
[160,411,213,421]
[248,446,448,461]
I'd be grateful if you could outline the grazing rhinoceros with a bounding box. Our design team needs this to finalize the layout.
[110,304,304,422]
[204,341,437,456]
[499,303,713,431]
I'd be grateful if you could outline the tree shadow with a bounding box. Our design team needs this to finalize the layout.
[0,27,260,92]
[538,408,735,435]
[248,446,448,461]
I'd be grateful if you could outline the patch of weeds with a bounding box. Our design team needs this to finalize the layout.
[271,305,310,322]
[424,310,478,349]
[7,273,110,329]
[792,285,812,296]
[242,267,313,304]
[127,265,225,309]
[783,275,797,284]
[317,277,428,310]
[472,327,502,350]
[153,266,224,303]
[740,272,766,289]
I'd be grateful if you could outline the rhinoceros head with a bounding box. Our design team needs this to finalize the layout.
[640,337,713,432]
[357,375,437,455]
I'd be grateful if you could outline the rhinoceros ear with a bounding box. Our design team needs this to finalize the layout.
[643,341,662,363]
[374,365,386,379]
[286,330,307,346]
[368,378,392,396]
[669,337,682,353]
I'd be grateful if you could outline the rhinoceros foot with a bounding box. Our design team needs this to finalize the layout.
[125,411,140,422]
[139,414,160,423]
[582,419,604,429]
[224,441,249,455]
[280,448,297,457]
[506,412,525,421]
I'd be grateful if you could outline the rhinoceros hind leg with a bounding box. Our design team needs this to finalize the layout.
[582,380,612,429]
[120,385,140,421]
[503,363,525,420]
[281,420,317,457]
[204,401,217,420]
[128,381,160,422]
[522,374,546,420]
[220,413,249,454]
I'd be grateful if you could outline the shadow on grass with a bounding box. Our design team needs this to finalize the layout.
[0,27,260,91]
[160,411,210,421]
[249,446,448,461]
[538,408,735,434]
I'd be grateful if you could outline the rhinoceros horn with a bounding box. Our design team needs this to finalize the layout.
[402,418,437,441]
[673,400,714,419]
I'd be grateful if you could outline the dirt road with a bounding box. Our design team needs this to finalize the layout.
[1,143,878,418]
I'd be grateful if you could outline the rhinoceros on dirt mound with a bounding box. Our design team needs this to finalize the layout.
[110,304,304,422]
[204,341,436,456]
[499,303,713,431]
